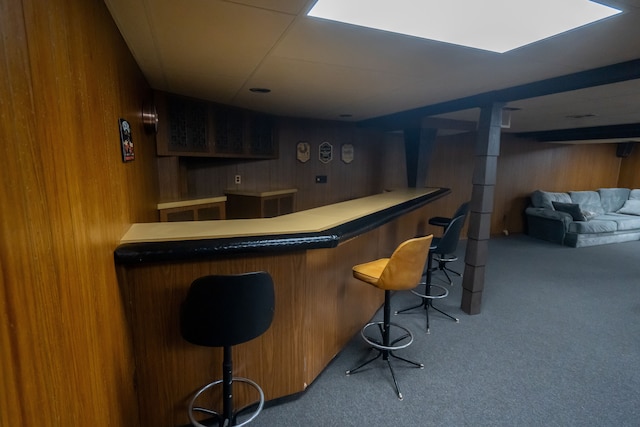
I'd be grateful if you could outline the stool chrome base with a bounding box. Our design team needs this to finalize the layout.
[346,321,423,400]
[395,282,459,334]
[188,377,264,427]
[432,254,462,285]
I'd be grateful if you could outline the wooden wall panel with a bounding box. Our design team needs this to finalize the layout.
[425,133,475,238]
[119,253,307,427]
[171,122,624,238]
[303,233,384,384]
[424,132,622,236]
[161,116,405,212]
[618,143,640,188]
[1,0,158,425]
[495,137,620,234]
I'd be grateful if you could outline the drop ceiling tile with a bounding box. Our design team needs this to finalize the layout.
[224,0,309,15]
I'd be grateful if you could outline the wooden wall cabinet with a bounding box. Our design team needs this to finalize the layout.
[156,92,278,159]
[225,189,297,219]
[157,197,226,222]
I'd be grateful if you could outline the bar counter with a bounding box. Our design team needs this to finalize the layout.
[115,187,449,427]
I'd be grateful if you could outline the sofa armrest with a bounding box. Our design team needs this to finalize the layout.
[525,207,572,244]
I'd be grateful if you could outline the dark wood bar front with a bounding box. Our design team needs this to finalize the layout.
[115,188,448,427]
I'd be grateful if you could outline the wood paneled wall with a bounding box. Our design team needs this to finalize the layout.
[424,132,622,236]
[1,0,157,425]
[618,143,640,188]
[161,119,626,237]
[160,117,407,211]
[496,136,620,234]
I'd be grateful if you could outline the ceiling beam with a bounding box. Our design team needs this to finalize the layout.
[516,123,640,142]
[420,117,477,131]
[360,58,640,131]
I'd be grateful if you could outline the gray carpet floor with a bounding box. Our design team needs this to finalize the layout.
[250,235,640,426]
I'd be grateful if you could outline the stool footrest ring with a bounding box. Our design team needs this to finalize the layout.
[360,321,414,351]
[410,282,448,300]
[188,377,265,427]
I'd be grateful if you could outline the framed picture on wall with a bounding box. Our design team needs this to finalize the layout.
[119,118,135,162]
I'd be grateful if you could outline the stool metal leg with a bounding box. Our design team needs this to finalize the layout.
[395,254,459,333]
[188,345,265,427]
[346,290,423,400]
[434,254,462,285]
[223,346,233,424]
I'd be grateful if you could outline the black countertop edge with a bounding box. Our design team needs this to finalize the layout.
[114,188,450,265]
[334,188,450,242]
[114,233,339,265]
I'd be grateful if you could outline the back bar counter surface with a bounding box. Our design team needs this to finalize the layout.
[114,187,449,427]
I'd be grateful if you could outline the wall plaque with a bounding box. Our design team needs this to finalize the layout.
[319,141,333,164]
[119,118,135,162]
[341,144,354,164]
[296,141,310,163]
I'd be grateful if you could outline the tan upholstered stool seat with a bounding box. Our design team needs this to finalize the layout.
[352,258,388,285]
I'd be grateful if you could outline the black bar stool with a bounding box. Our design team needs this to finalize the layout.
[428,201,469,284]
[180,272,275,427]
[396,215,466,333]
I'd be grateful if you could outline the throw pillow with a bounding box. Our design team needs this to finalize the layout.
[617,199,640,216]
[552,201,586,221]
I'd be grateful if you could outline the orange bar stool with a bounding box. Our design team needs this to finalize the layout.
[346,235,433,400]
[180,272,275,427]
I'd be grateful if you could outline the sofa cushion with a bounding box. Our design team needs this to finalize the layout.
[531,190,571,210]
[569,191,605,216]
[629,189,640,200]
[552,202,586,221]
[617,199,640,216]
[598,188,630,213]
[606,213,640,231]
[568,219,617,234]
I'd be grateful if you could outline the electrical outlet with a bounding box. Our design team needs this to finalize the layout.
[234,175,241,184]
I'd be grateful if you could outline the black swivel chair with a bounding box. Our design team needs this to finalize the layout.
[429,201,469,284]
[396,215,466,333]
[180,272,275,427]
[428,201,469,230]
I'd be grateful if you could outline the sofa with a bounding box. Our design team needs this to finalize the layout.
[525,188,640,247]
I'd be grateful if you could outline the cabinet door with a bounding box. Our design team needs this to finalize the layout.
[278,194,294,215]
[156,91,278,159]
[262,197,279,218]
[167,97,209,154]
[162,209,195,222]
[213,108,244,155]
[246,114,277,157]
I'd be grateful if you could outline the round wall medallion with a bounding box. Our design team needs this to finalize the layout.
[142,101,158,134]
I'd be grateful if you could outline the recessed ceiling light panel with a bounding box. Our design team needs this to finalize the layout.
[307,0,622,53]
